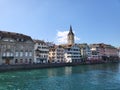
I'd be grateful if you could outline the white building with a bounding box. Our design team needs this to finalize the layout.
[64,44,81,63]
[48,26,81,63]
[34,40,49,63]
[49,45,65,63]
[78,43,92,60]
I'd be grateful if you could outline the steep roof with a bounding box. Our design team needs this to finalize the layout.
[90,43,117,49]
[33,39,46,45]
[68,25,74,36]
[0,30,33,41]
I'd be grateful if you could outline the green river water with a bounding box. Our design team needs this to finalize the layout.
[0,63,120,90]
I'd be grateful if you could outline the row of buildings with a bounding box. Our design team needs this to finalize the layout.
[0,27,119,65]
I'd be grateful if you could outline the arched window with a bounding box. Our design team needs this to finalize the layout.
[15,59,18,64]
[29,59,32,64]
[15,51,19,57]
[25,59,28,64]
[20,51,23,57]
[20,59,23,64]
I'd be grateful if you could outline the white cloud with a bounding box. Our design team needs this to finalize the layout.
[75,36,80,41]
[56,30,80,44]
[56,31,69,44]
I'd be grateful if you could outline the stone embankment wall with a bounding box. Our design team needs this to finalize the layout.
[0,60,119,72]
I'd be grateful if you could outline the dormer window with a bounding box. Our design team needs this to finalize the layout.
[10,39,14,42]
[21,39,24,42]
[17,38,19,41]
[3,38,9,41]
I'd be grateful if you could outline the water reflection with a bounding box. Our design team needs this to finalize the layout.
[47,66,73,77]
[47,68,58,77]
[64,66,72,75]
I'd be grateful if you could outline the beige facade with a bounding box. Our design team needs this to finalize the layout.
[49,45,65,63]
[78,43,91,59]
[0,31,34,65]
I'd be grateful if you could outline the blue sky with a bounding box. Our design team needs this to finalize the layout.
[0,0,120,47]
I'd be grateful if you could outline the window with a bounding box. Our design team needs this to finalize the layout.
[21,39,24,42]
[29,51,32,56]
[6,52,10,56]
[3,39,9,41]
[25,51,28,56]
[29,59,32,64]
[10,39,14,42]
[17,38,19,41]
[20,59,23,64]
[3,53,6,56]
[25,59,28,63]
[10,53,13,56]
[20,51,23,57]
[15,59,18,63]
[16,52,19,57]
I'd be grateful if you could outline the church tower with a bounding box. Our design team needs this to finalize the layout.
[67,25,74,45]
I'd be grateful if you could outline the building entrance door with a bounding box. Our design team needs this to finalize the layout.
[5,59,10,64]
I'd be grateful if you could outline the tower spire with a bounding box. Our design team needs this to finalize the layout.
[70,25,72,31]
[68,25,74,35]
[67,25,74,45]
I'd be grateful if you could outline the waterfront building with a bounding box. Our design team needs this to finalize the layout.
[49,26,81,63]
[61,26,81,63]
[78,43,92,60]
[90,44,104,60]
[34,40,49,63]
[67,26,74,45]
[90,43,118,60]
[63,44,81,63]
[0,31,34,65]
[49,45,65,63]
[118,47,120,58]
[104,44,118,57]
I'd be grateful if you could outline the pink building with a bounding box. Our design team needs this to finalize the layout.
[90,43,118,60]
[104,45,118,57]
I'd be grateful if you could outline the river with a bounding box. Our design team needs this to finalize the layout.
[0,63,120,90]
